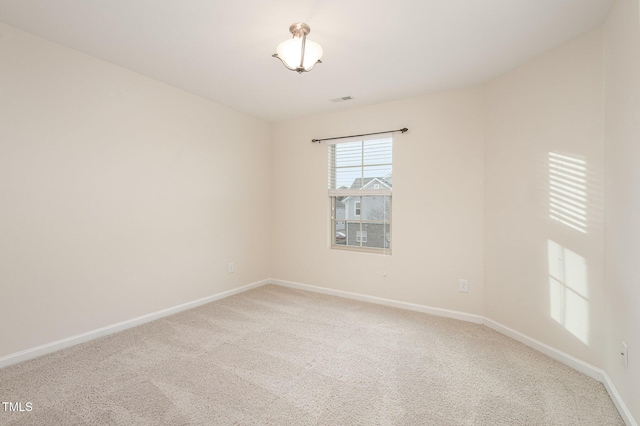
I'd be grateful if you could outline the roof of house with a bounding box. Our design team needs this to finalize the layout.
[340,175,392,203]
[349,176,392,190]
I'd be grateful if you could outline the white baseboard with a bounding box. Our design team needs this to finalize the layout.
[483,321,635,426]
[268,278,636,426]
[482,318,604,381]
[602,372,638,426]
[0,279,269,370]
[270,278,484,324]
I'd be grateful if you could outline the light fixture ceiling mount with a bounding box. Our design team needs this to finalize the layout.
[272,22,323,74]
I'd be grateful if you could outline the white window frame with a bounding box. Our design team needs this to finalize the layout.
[328,136,392,254]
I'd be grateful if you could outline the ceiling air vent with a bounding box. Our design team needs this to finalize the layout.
[329,96,354,103]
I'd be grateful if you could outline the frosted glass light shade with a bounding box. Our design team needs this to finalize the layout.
[276,37,323,72]
[273,23,323,73]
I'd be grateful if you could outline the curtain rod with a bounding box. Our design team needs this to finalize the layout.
[311,127,408,143]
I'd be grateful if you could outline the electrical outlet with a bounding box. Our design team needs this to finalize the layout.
[228,262,234,273]
[459,279,469,293]
[621,342,628,368]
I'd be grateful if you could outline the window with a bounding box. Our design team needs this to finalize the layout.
[329,137,392,253]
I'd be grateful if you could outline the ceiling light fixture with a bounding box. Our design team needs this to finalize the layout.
[272,23,323,74]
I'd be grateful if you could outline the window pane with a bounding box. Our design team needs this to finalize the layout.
[363,139,392,166]
[360,196,391,221]
[334,142,363,167]
[334,198,346,220]
[330,140,392,191]
[363,166,392,186]
[345,221,360,247]
[333,220,346,245]
[362,222,391,249]
[331,196,391,250]
[334,167,362,190]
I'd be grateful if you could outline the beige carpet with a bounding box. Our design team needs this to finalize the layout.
[0,284,624,425]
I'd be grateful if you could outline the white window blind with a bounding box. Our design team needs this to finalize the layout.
[328,137,393,196]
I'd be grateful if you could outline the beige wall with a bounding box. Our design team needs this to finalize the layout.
[603,0,640,419]
[484,29,605,367]
[272,88,485,315]
[272,10,640,418]
[2,5,638,420]
[0,24,272,358]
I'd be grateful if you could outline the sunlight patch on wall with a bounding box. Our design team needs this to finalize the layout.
[548,152,587,233]
[548,239,589,345]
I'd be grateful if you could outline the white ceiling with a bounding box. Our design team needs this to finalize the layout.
[0,0,613,122]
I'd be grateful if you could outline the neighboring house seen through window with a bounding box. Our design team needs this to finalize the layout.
[328,137,392,253]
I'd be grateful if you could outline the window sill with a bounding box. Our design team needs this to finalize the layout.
[330,245,392,255]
